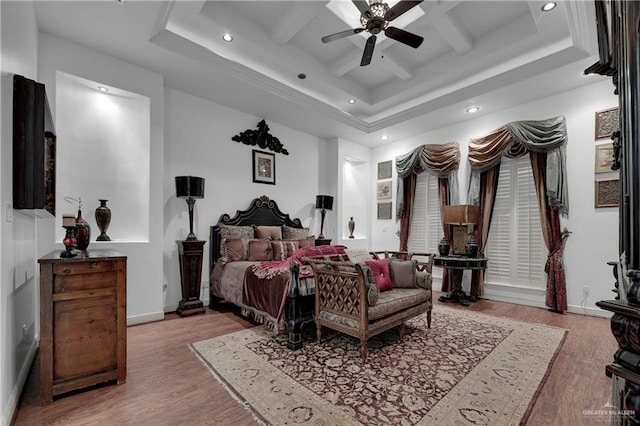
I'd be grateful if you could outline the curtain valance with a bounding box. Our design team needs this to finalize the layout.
[396,141,460,218]
[467,116,569,216]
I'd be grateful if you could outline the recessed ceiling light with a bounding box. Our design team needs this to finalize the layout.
[348,98,356,104]
[97,86,109,92]
[466,106,480,114]
[379,135,389,140]
[541,2,557,12]
[222,33,233,42]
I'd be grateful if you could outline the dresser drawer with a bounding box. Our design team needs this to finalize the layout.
[54,260,118,276]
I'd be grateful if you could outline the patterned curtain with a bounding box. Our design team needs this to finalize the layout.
[466,116,569,311]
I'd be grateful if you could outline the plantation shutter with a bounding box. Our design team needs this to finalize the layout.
[486,157,545,288]
[427,176,443,253]
[408,174,428,252]
[409,174,444,257]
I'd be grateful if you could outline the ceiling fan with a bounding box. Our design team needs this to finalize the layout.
[321,0,424,66]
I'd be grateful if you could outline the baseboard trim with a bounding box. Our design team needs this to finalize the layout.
[127,311,165,326]
[480,293,612,318]
[2,335,39,426]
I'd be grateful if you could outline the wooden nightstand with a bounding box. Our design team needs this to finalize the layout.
[176,240,206,316]
[315,238,332,246]
[38,249,127,404]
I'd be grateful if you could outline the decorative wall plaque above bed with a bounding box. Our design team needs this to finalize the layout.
[232,119,289,155]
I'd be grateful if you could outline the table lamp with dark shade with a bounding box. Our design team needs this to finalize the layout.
[315,195,334,239]
[442,205,480,257]
[175,176,205,240]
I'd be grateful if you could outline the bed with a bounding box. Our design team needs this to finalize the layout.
[209,195,346,349]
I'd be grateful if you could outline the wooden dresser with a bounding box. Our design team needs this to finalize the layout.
[38,249,127,404]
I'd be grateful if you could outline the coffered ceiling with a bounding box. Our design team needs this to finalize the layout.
[34,1,601,145]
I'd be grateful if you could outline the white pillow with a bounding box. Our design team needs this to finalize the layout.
[345,248,373,264]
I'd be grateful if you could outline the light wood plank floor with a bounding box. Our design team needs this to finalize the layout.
[13,294,617,425]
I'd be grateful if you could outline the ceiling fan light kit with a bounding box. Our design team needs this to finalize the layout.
[321,0,424,66]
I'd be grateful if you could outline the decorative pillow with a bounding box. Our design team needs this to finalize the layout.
[388,259,417,288]
[248,240,273,261]
[219,224,254,240]
[296,235,316,248]
[360,265,379,306]
[223,239,246,262]
[219,225,254,259]
[364,259,392,292]
[345,248,373,264]
[253,225,283,240]
[271,240,299,261]
[283,225,309,240]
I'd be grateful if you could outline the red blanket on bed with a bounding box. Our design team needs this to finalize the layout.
[243,245,347,323]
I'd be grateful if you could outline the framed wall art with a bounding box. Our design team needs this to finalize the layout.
[377,180,392,199]
[595,107,619,139]
[595,143,615,173]
[377,160,392,180]
[595,177,619,208]
[252,150,275,185]
[377,202,392,220]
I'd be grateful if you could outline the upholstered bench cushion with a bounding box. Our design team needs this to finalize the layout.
[368,288,430,321]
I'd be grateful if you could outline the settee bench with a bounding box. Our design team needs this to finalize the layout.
[303,252,434,361]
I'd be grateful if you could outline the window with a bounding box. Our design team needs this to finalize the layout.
[408,173,443,256]
[485,156,546,289]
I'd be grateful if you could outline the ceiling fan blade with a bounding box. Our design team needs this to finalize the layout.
[352,0,372,17]
[321,28,365,43]
[385,0,423,22]
[361,35,377,66]
[385,26,424,48]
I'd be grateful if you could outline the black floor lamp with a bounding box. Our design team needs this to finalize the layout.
[175,176,206,317]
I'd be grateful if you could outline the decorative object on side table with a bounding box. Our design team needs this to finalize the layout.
[348,216,355,238]
[95,199,112,241]
[315,195,334,239]
[75,207,91,252]
[60,214,77,258]
[175,176,206,317]
[438,237,451,256]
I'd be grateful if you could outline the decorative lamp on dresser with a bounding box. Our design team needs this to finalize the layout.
[38,249,127,404]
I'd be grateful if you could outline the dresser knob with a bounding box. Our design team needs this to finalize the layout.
[62,269,71,275]
[90,262,98,269]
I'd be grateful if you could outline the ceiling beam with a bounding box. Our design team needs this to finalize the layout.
[378,49,413,80]
[421,1,472,54]
[271,2,328,44]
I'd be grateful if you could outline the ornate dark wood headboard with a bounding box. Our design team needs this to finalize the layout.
[209,195,303,274]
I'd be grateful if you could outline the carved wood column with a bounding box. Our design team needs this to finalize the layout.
[176,240,206,317]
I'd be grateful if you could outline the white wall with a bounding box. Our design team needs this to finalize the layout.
[371,79,619,316]
[38,33,165,325]
[163,87,325,310]
[0,2,40,424]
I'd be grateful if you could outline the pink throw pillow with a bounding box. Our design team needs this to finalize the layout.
[365,259,392,292]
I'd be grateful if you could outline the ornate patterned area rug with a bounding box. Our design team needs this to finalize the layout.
[190,306,566,425]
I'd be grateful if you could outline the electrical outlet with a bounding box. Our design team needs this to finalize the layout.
[163,283,168,291]
[582,286,590,297]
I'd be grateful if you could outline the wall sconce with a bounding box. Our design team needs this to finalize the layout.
[175,176,205,240]
[315,195,334,239]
